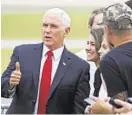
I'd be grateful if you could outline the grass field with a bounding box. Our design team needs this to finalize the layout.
[2,9,92,40]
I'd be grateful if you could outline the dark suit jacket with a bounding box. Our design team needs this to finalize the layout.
[1,43,90,114]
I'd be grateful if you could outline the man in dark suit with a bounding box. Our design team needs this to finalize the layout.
[1,8,90,114]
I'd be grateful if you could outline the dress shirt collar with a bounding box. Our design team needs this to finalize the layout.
[43,44,64,60]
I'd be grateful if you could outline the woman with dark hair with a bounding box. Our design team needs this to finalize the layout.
[86,27,114,98]
[86,27,105,98]
[85,27,114,114]
[86,28,104,67]
[98,34,113,60]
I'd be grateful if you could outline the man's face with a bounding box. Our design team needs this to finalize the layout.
[42,14,69,50]
[92,13,103,29]
[86,34,99,62]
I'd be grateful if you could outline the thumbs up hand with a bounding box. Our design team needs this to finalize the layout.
[10,62,22,86]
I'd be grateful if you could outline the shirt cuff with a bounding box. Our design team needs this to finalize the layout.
[8,85,16,98]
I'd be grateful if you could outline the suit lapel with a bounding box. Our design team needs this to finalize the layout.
[48,48,71,100]
[32,43,43,91]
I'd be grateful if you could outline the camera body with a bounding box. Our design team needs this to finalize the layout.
[109,97,132,108]
[109,98,122,108]
[84,97,132,109]
[127,97,132,104]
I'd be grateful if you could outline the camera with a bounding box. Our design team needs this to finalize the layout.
[109,97,132,108]
[109,98,122,108]
[127,97,132,104]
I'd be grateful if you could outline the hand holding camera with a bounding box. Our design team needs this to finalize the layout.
[84,96,132,114]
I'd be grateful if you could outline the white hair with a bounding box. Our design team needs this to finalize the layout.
[44,8,71,28]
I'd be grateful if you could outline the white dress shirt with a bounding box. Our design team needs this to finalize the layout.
[98,73,108,99]
[34,45,64,114]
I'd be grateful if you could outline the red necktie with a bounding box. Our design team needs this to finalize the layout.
[38,51,53,114]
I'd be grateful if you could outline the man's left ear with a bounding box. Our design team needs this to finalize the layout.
[64,27,70,37]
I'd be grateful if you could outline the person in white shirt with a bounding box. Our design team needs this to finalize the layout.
[76,8,105,96]
[86,28,104,98]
